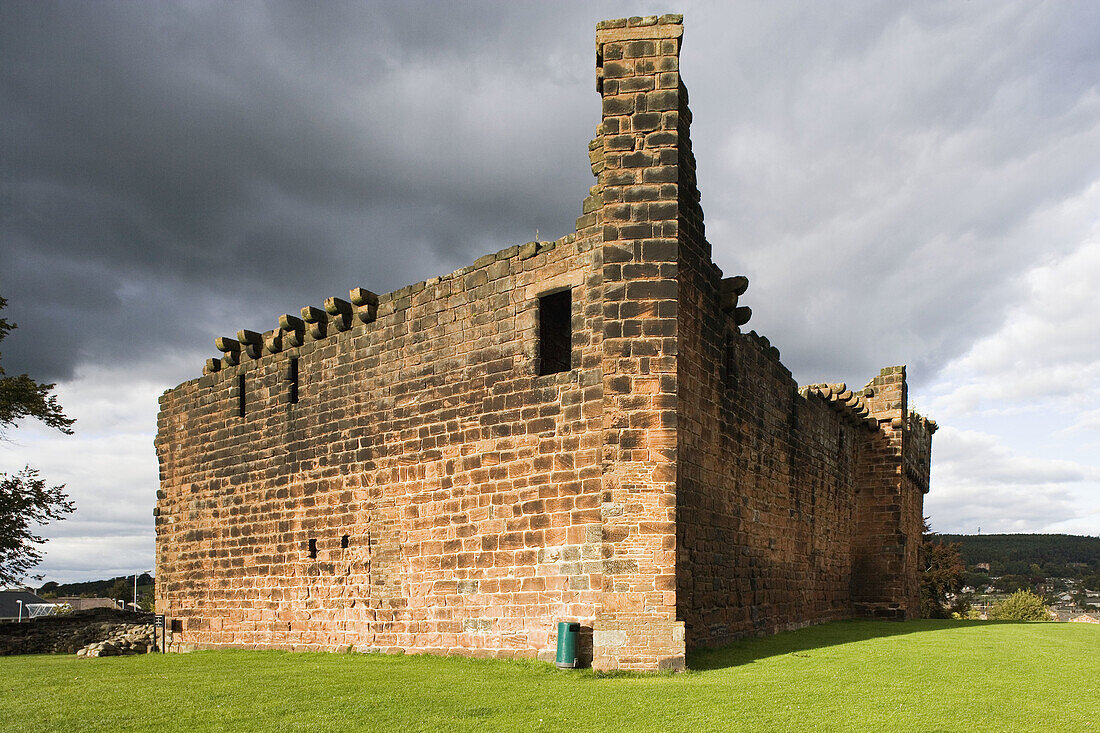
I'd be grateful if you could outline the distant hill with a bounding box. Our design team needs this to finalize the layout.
[37,573,153,599]
[931,534,1100,577]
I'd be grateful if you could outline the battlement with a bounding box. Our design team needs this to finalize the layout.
[199,232,579,378]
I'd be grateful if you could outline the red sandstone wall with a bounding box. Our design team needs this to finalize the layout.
[672,196,929,643]
[851,367,934,618]
[156,230,611,660]
[155,14,933,671]
[675,315,884,645]
[588,15,690,672]
[156,13,695,672]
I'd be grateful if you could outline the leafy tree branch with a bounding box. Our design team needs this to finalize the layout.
[0,295,75,584]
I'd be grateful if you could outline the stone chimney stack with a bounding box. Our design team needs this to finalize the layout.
[590,14,690,673]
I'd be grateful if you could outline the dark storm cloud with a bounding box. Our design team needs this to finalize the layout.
[2,0,1098,395]
[0,0,626,382]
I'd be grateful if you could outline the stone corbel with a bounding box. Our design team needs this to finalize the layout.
[349,287,379,324]
[237,329,263,359]
[263,329,283,355]
[279,314,305,348]
[324,297,353,332]
[215,336,241,366]
[301,306,328,340]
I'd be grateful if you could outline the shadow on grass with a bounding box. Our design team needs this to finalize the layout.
[687,618,1013,671]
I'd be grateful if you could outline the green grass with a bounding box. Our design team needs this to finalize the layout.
[1,620,1096,732]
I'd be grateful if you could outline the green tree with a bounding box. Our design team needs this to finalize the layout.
[921,519,964,619]
[961,570,991,590]
[987,590,1051,621]
[995,574,1032,593]
[106,578,129,601]
[0,295,75,586]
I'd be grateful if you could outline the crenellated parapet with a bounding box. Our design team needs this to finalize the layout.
[798,367,937,435]
[745,330,779,360]
[908,411,938,435]
[203,286,380,374]
[799,382,880,430]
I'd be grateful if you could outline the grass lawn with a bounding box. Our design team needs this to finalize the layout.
[1,620,1096,732]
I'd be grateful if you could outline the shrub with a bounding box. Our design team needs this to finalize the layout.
[952,608,982,620]
[987,590,1051,621]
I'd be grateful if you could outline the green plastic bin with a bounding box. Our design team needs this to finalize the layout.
[555,621,580,669]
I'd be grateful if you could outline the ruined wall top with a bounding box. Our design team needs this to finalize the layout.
[595,14,684,39]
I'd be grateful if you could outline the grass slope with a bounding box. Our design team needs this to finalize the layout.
[1,620,1096,732]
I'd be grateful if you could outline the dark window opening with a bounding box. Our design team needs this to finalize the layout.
[538,289,572,375]
[723,335,736,389]
[308,538,317,559]
[237,374,246,416]
[341,534,349,549]
[288,357,299,404]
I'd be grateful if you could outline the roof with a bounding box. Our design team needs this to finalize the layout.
[54,597,120,611]
[0,590,49,619]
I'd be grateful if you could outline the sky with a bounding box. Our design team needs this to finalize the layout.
[1,1,1098,584]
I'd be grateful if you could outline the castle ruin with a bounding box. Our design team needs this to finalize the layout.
[154,15,936,672]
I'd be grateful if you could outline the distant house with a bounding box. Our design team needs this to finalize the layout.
[0,590,54,621]
[1069,613,1100,624]
[54,597,120,612]
[975,563,991,572]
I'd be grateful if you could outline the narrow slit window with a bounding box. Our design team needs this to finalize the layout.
[341,534,349,549]
[237,374,246,417]
[288,357,299,404]
[724,335,736,389]
[538,289,572,375]
[308,538,317,559]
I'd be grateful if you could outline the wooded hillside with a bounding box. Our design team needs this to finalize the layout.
[932,534,1100,577]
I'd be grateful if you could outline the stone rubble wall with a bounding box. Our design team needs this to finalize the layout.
[76,623,158,657]
[0,610,158,656]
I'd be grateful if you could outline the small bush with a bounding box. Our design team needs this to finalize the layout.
[987,590,1051,621]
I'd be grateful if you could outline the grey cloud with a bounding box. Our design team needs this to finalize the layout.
[0,0,620,381]
[925,427,1098,532]
[2,0,1099,397]
[32,534,154,582]
[686,2,1100,387]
